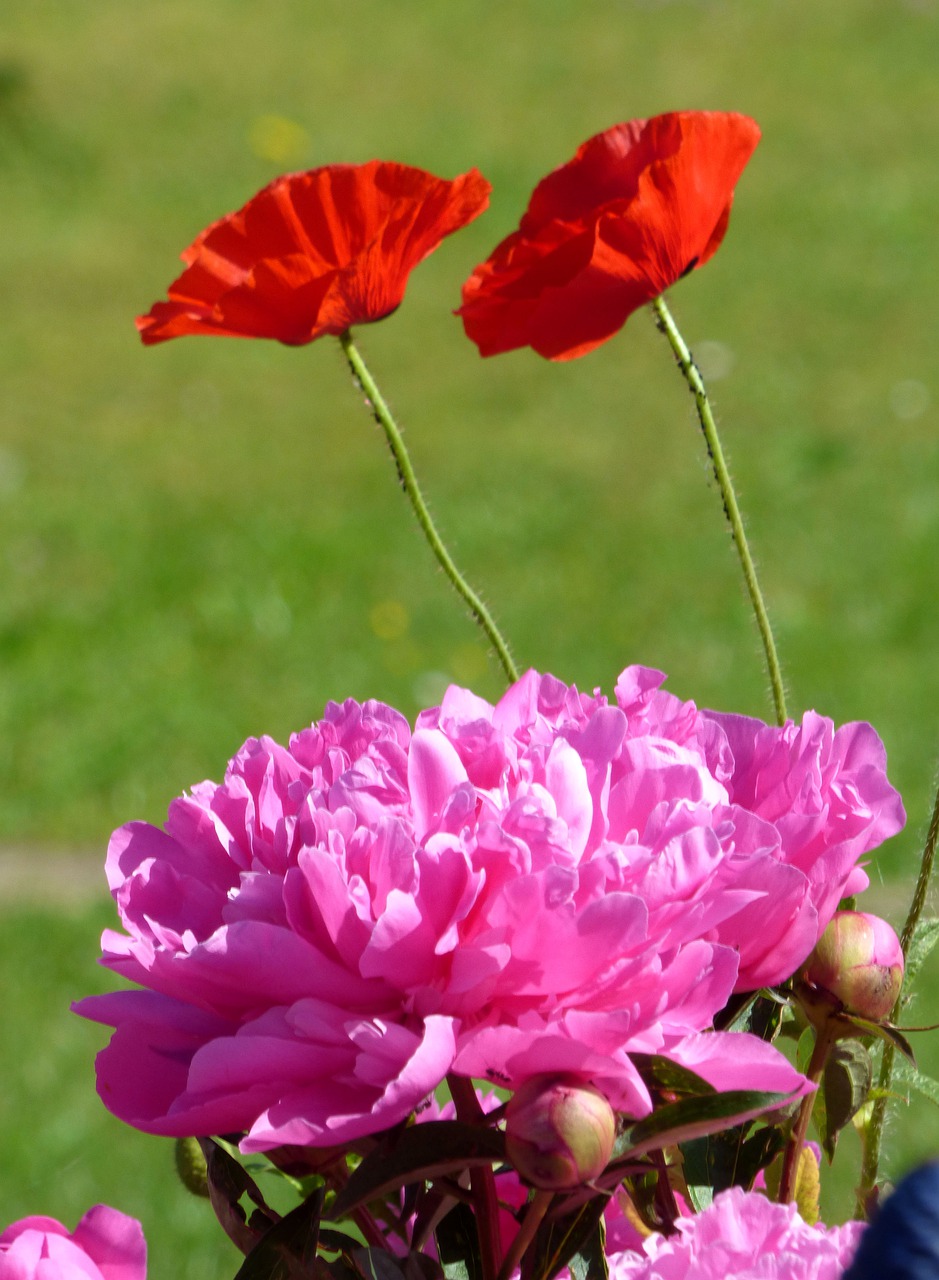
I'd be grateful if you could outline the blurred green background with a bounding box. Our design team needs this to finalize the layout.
[1,2,937,1276]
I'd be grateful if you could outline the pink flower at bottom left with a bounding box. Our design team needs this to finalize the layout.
[0,1206,147,1280]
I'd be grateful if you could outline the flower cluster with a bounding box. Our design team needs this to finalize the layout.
[76,664,902,1152]
[136,111,758,362]
[56,105,924,1280]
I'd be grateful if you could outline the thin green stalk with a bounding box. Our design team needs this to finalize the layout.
[651,295,787,727]
[778,1021,837,1204]
[497,1190,553,1280]
[339,330,518,686]
[856,769,939,1214]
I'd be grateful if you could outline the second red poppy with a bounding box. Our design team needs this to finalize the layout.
[459,111,761,362]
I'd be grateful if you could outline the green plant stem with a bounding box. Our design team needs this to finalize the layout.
[448,1074,502,1280]
[339,331,518,685]
[651,295,787,727]
[856,769,939,1214]
[778,1021,837,1204]
[497,1190,553,1280]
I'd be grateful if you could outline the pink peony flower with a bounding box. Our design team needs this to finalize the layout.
[605,1187,863,1280]
[75,666,901,1150]
[0,1206,147,1280]
[700,708,905,986]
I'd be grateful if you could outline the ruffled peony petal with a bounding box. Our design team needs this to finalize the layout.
[607,1186,863,1280]
[69,1208,148,1280]
[666,1031,815,1101]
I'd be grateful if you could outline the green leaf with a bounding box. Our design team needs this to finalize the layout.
[521,1197,607,1280]
[682,1123,786,1210]
[904,917,939,987]
[795,1027,815,1075]
[840,1015,916,1063]
[894,1057,939,1108]
[612,1089,794,1166]
[716,991,786,1040]
[434,1202,484,1280]
[198,1138,277,1255]
[567,1214,608,1280]
[331,1122,505,1218]
[811,1072,829,1160]
[628,1055,717,1101]
[818,1041,872,1160]
[234,1188,325,1280]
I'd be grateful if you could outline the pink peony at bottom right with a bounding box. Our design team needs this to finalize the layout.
[607,1188,864,1280]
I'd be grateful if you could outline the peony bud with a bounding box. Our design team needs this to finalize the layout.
[504,1075,616,1190]
[804,911,904,1023]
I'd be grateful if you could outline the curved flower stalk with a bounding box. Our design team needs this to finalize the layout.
[460,111,786,722]
[137,161,517,683]
[74,664,901,1151]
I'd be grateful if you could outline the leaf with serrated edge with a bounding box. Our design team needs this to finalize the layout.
[906,918,939,986]
[894,1057,939,1108]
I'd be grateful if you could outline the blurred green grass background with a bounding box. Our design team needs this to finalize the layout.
[1,1,938,1276]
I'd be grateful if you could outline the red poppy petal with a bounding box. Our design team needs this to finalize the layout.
[137,163,491,346]
[213,259,341,344]
[598,112,760,288]
[461,220,652,359]
[522,118,651,232]
[460,111,760,361]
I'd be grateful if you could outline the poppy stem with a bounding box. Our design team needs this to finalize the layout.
[651,294,788,727]
[338,330,519,686]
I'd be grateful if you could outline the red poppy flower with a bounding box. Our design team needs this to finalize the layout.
[459,111,760,361]
[137,161,491,346]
